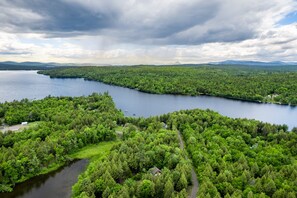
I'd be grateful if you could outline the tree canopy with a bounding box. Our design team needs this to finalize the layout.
[40,65,297,106]
[0,93,122,192]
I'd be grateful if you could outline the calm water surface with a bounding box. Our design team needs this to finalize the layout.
[0,70,296,129]
[1,160,88,198]
[1,70,297,198]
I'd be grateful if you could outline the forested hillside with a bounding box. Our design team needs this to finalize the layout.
[1,94,296,197]
[72,124,191,197]
[160,109,297,197]
[39,65,297,105]
[0,93,122,192]
[72,108,297,197]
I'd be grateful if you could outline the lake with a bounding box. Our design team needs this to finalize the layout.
[0,70,296,129]
[1,160,88,198]
[1,70,297,198]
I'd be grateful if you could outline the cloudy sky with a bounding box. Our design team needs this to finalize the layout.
[0,0,297,65]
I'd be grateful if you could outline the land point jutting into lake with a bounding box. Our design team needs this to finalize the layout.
[0,67,297,198]
[1,0,297,197]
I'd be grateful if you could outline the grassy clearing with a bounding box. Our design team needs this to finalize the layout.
[115,126,124,138]
[27,121,40,128]
[115,126,123,132]
[15,141,117,186]
[69,141,118,160]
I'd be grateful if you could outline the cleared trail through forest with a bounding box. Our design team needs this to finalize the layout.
[0,124,28,133]
[177,130,199,198]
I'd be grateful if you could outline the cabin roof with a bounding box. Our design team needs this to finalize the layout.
[150,167,161,175]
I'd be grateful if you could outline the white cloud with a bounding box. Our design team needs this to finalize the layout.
[0,0,296,64]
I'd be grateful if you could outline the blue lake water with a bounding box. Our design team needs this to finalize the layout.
[0,70,296,129]
[1,160,88,198]
[1,70,297,198]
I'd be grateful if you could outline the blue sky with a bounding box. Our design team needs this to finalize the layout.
[279,11,297,25]
[0,0,297,64]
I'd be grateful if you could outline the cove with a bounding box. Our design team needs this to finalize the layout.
[0,70,296,129]
[0,160,88,198]
[0,70,297,197]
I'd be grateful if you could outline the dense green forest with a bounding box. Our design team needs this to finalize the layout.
[1,94,297,197]
[72,109,297,197]
[0,93,122,192]
[39,65,297,105]
[158,109,297,197]
[72,124,191,198]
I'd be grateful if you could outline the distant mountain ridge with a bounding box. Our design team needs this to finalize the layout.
[0,61,112,70]
[0,61,77,70]
[210,60,297,66]
[1,60,297,69]
[0,61,76,67]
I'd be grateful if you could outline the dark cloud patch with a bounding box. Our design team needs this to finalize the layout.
[0,0,293,45]
[0,0,226,43]
[2,0,118,35]
[202,27,254,43]
[121,1,219,40]
[162,26,254,45]
[0,45,31,55]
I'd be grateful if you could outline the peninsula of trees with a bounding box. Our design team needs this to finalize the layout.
[1,94,296,197]
[0,93,122,192]
[39,65,297,106]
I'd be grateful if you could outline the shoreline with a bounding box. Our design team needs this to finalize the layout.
[39,73,296,108]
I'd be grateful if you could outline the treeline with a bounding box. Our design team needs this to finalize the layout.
[0,93,122,192]
[159,109,297,197]
[72,122,192,198]
[0,65,50,70]
[39,65,297,106]
[72,108,297,197]
[1,93,297,197]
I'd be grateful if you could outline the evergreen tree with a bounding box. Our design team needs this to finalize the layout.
[263,178,276,196]
[176,173,187,191]
[137,180,155,198]
[102,187,111,198]
[164,179,174,198]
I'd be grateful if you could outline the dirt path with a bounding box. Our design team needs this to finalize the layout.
[177,130,185,149]
[177,130,199,198]
[0,124,28,133]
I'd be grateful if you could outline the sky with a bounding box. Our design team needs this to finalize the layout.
[0,0,297,65]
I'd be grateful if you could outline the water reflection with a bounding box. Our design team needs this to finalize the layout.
[0,71,296,129]
[0,160,88,198]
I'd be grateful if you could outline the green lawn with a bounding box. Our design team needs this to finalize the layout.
[69,141,118,160]
[27,121,40,128]
[16,141,117,184]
